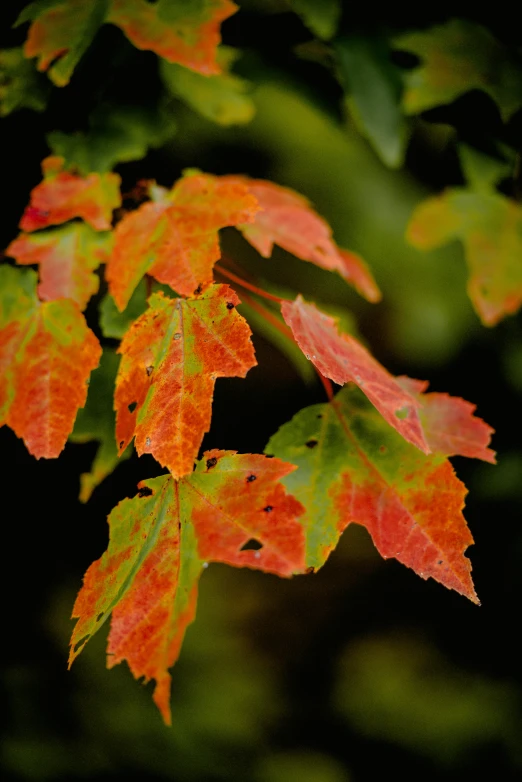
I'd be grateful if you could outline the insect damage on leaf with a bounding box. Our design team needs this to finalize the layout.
[69,451,305,723]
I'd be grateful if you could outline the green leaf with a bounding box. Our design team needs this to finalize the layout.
[457,143,514,193]
[99,279,149,339]
[161,47,255,126]
[48,104,173,175]
[0,47,49,116]
[289,0,341,40]
[70,349,131,502]
[336,35,408,168]
[16,0,109,87]
[393,20,522,122]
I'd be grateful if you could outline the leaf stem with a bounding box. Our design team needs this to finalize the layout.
[215,263,286,304]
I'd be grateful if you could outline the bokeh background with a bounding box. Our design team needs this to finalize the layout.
[1,2,522,780]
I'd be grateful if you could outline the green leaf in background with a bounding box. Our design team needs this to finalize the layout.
[15,0,109,87]
[393,20,522,121]
[289,0,341,41]
[161,48,255,126]
[99,279,148,339]
[408,189,522,326]
[48,103,173,175]
[336,35,408,168]
[0,48,49,116]
[70,349,131,502]
[457,143,514,193]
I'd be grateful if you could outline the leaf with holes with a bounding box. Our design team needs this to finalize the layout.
[266,384,492,602]
[115,284,256,479]
[281,295,429,452]
[107,170,258,309]
[16,0,109,87]
[407,189,522,326]
[225,176,380,302]
[109,0,237,75]
[7,223,112,311]
[19,156,121,233]
[0,266,101,458]
[69,450,305,723]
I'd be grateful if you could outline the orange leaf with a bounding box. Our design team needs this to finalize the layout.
[7,223,112,311]
[281,295,429,452]
[20,155,121,232]
[70,451,305,723]
[0,266,101,458]
[115,284,256,478]
[107,171,258,309]
[225,176,381,302]
[108,0,237,75]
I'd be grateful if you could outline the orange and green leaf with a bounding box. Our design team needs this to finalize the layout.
[7,223,112,311]
[225,176,381,302]
[107,171,258,309]
[0,265,101,458]
[281,295,429,452]
[115,284,256,479]
[407,189,522,326]
[108,0,237,75]
[69,450,305,723]
[20,156,121,233]
[266,384,489,602]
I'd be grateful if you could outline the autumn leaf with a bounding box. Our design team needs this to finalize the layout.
[0,47,49,116]
[393,20,522,121]
[16,0,109,87]
[115,284,256,478]
[266,384,486,602]
[7,223,112,311]
[281,295,429,452]
[108,0,237,75]
[0,266,101,458]
[161,47,255,126]
[290,0,341,40]
[20,156,121,233]
[69,450,305,723]
[70,349,131,502]
[225,176,381,302]
[107,171,258,309]
[407,189,522,326]
[396,376,496,463]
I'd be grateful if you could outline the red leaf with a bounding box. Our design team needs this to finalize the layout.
[225,176,380,302]
[20,155,121,232]
[0,266,101,458]
[281,295,429,452]
[115,284,256,478]
[7,223,112,311]
[397,376,496,463]
[108,0,238,75]
[70,451,305,723]
[107,172,259,309]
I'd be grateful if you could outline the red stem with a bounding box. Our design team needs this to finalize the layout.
[215,263,286,305]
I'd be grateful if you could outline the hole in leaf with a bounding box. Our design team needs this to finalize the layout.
[226,302,235,310]
[128,401,137,413]
[73,635,90,654]
[263,505,273,513]
[119,440,124,449]
[194,284,203,295]
[146,365,154,376]
[306,439,318,448]
[317,414,323,419]
[240,538,263,551]
[138,486,153,498]
[246,474,257,482]
[206,457,218,469]
[96,613,104,622]
[305,566,315,574]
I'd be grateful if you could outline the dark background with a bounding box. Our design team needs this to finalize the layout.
[1,2,522,780]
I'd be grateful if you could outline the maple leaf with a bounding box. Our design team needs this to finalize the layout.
[108,0,237,75]
[7,223,112,311]
[70,349,131,502]
[407,189,522,326]
[266,384,490,602]
[225,176,381,302]
[281,295,429,452]
[393,20,522,122]
[396,376,496,464]
[0,47,49,116]
[0,266,101,458]
[20,156,121,233]
[107,171,259,309]
[69,450,305,723]
[115,284,256,479]
[290,0,341,41]
[16,0,109,87]
[161,46,255,126]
